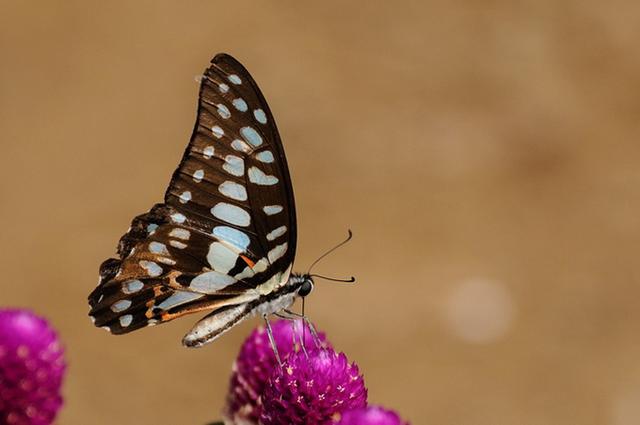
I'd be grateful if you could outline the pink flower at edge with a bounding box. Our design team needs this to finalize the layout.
[259,348,367,425]
[338,406,410,425]
[224,319,330,424]
[0,308,66,425]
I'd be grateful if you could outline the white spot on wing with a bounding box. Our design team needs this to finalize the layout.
[203,146,215,159]
[169,228,191,240]
[190,271,236,293]
[248,166,279,186]
[111,300,132,313]
[235,257,270,280]
[217,104,231,119]
[140,261,162,277]
[240,126,263,147]
[122,280,144,294]
[171,213,186,224]
[207,242,239,273]
[263,205,283,215]
[253,258,269,273]
[234,266,256,280]
[170,240,187,249]
[218,83,229,93]
[179,191,192,204]
[193,169,205,183]
[158,257,176,265]
[213,226,250,252]
[211,125,224,138]
[266,226,287,241]
[211,203,251,227]
[234,266,254,280]
[253,109,267,124]
[223,155,245,177]
[228,74,242,85]
[147,223,158,234]
[149,242,170,255]
[232,98,248,112]
[218,181,247,201]
[256,151,274,163]
[119,315,133,328]
[157,291,204,310]
[267,242,288,263]
[231,139,251,153]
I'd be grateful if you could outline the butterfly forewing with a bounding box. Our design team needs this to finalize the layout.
[89,54,297,335]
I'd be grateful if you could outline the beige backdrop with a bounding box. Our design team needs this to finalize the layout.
[2,1,640,424]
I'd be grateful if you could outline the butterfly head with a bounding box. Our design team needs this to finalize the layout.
[297,275,314,297]
[288,273,314,298]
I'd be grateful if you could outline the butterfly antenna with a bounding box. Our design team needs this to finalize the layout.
[306,230,354,275]
[310,274,356,283]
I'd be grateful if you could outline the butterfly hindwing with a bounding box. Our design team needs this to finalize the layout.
[88,54,297,335]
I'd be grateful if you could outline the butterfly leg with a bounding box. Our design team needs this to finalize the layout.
[282,309,323,350]
[273,312,309,357]
[263,314,282,367]
[273,312,300,352]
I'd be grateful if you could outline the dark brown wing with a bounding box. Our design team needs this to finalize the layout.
[88,54,297,334]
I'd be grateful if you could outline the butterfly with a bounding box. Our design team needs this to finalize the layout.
[88,53,317,348]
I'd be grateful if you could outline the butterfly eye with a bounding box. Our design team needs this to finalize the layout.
[298,280,313,297]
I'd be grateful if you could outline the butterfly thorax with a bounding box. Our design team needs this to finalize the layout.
[249,272,312,315]
[181,272,313,347]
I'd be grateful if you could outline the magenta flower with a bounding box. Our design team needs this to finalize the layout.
[259,348,367,425]
[0,309,65,425]
[224,319,329,424]
[338,406,410,425]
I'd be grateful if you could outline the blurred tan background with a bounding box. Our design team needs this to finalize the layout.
[1,1,640,424]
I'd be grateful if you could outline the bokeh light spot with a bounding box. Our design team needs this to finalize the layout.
[444,278,516,344]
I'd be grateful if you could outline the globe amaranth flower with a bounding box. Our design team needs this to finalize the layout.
[338,406,410,425]
[259,348,367,425]
[0,309,66,425]
[224,319,329,425]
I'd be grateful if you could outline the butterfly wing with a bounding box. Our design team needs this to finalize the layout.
[88,54,297,336]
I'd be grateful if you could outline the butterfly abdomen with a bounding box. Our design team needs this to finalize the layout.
[182,280,300,348]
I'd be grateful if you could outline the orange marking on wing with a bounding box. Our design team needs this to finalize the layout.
[159,301,226,321]
[240,255,255,268]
